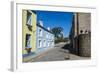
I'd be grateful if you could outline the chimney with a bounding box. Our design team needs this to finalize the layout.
[39,20,43,26]
[47,27,50,31]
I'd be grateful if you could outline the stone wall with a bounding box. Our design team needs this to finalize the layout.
[78,13,91,34]
[69,13,91,57]
[78,34,91,57]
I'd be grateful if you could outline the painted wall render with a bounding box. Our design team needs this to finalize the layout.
[22,10,54,57]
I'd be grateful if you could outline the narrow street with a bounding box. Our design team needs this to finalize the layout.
[28,42,90,62]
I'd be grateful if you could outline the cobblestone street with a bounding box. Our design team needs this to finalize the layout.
[28,42,90,62]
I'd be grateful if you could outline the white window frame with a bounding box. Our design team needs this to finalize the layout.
[27,12,32,26]
[39,40,42,48]
[26,34,31,48]
[39,29,42,37]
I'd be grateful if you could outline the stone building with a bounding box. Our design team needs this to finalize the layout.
[69,13,91,57]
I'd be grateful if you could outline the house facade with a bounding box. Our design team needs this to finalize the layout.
[22,10,54,61]
[36,21,54,53]
[69,13,91,57]
[22,10,37,57]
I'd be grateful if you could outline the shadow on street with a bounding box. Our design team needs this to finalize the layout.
[61,43,77,55]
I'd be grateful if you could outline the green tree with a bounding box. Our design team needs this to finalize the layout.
[51,27,64,43]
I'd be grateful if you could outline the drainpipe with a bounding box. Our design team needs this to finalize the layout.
[76,13,79,55]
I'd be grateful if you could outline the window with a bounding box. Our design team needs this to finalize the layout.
[46,33,49,38]
[52,36,54,40]
[39,40,42,48]
[43,40,44,47]
[85,30,87,33]
[52,40,54,46]
[27,11,32,26]
[25,34,31,48]
[39,29,42,37]
[46,33,48,38]
[48,41,49,47]
[80,30,83,34]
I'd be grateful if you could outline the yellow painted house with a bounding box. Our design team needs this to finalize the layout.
[22,10,37,57]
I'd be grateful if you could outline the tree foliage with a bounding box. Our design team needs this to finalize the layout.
[51,27,64,43]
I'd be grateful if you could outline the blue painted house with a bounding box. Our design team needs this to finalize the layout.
[36,20,54,53]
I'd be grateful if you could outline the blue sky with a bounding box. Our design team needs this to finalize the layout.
[36,10,74,37]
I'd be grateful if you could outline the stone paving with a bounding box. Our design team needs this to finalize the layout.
[28,42,90,62]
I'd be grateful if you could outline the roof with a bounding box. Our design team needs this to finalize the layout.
[37,24,54,34]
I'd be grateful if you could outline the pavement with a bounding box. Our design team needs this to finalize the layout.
[27,42,90,62]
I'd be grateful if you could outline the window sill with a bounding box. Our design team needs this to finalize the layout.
[25,47,32,54]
